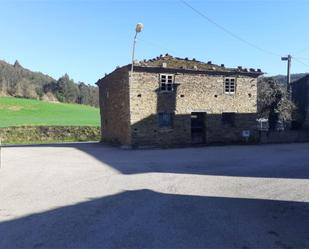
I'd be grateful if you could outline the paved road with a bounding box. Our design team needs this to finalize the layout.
[0,143,309,248]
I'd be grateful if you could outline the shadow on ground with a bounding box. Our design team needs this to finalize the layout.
[1,189,309,248]
[6,142,309,179]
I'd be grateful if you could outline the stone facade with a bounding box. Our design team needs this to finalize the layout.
[97,67,131,145]
[97,56,262,147]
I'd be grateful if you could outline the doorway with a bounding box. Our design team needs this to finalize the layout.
[191,112,206,144]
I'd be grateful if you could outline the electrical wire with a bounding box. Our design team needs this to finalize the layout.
[293,56,309,60]
[293,46,309,56]
[138,38,178,55]
[293,57,309,69]
[180,0,281,58]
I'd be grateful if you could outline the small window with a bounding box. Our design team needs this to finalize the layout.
[160,74,174,92]
[158,112,173,128]
[224,78,236,94]
[222,112,235,126]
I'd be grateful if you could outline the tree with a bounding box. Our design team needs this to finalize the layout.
[257,77,295,130]
[55,74,80,103]
[78,82,90,105]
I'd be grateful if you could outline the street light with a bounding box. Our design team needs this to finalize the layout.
[131,23,144,74]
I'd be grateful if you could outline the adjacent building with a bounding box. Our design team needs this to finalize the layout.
[96,55,263,147]
[292,74,309,129]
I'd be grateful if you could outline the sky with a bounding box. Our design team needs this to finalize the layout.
[0,0,309,85]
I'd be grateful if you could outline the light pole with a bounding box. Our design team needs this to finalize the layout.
[281,54,292,100]
[131,23,144,74]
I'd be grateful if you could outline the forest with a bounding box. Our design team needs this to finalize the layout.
[0,60,99,107]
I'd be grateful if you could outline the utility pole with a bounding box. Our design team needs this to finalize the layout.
[281,54,292,100]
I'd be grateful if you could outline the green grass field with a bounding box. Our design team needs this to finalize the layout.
[0,97,100,127]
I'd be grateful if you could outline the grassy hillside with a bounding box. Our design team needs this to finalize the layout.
[0,97,100,127]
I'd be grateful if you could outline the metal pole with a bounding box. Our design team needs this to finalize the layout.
[131,32,138,74]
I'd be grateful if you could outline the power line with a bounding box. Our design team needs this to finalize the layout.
[293,56,309,60]
[293,57,309,69]
[180,0,281,58]
[294,46,309,56]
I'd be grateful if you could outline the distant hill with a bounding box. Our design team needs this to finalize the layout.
[0,60,99,107]
[0,96,100,127]
[271,73,308,85]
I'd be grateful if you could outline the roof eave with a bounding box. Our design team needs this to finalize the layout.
[132,66,263,78]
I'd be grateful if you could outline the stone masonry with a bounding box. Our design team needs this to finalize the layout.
[96,55,263,147]
[98,67,131,145]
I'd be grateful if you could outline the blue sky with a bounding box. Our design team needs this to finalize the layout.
[0,0,309,84]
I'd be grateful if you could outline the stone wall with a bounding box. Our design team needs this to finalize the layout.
[0,126,100,145]
[129,71,258,146]
[260,130,309,144]
[206,113,258,144]
[98,68,131,145]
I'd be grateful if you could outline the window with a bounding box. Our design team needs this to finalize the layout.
[158,112,173,128]
[222,112,235,126]
[224,78,236,94]
[160,74,174,92]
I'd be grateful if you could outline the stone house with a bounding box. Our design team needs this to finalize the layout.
[96,55,263,147]
[292,74,309,129]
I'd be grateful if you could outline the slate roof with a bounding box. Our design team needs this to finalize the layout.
[133,54,263,75]
[97,54,263,85]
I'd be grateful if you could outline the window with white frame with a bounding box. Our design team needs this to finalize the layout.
[224,78,236,94]
[160,74,174,92]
